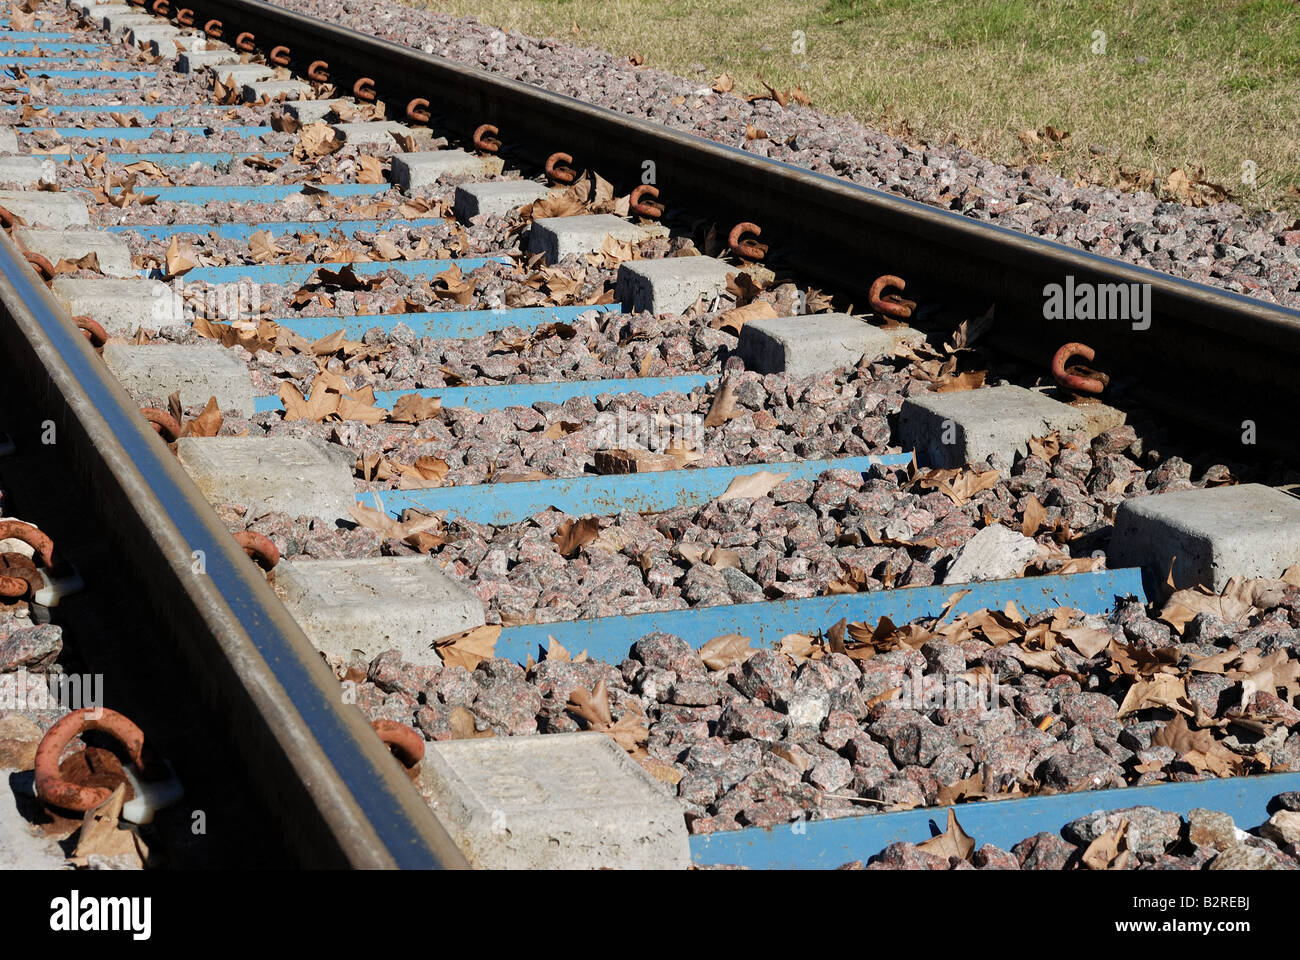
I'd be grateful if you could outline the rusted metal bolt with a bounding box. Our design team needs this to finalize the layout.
[0,520,54,569]
[1052,342,1110,395]
[175,7,194,26]
[269,45,291,67]
[34,709,148,813]
[728,222,768,261]
[472,124,500,153]
[629,184,664,219]
[868,275,916,324]
[544,151,577,185]
[405,97,431,124]
[352,77,376,102]
[306,60,329,83]
[24,251,56,281]
[151,0,169,14]
[233,530,279,572]
[371,719,424,781]
[235,31,255,52]
[0,552,41,601]
[141,407,182,443]
[72,315,108,353]
[203,18,222,39]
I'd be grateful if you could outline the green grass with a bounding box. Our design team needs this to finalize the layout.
[412,0,1300,214]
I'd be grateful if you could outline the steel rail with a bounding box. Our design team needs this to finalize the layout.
[130,0,1300,457]
[0,227,467,870]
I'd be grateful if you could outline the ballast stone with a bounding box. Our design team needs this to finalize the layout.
[899,384,1087,470]
[738,313,925,377]
[530,214,668,263]
[0,128,19,153]
[50,278,184,336]
[420,732,690,870]
[0,190,90,228]
[272,556,483,667]
[102,343,255,415]
[390,149,504,188]
[454,180,548,220]
[12,227,133,277]
[943,523,1043,584]
[615,256,734,315]
[1111,483,1300,592]
[175,437,355,522]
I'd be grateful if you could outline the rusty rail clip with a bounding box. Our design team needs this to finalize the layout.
[405,97,431,124]
[629,184,664,219]
[472,123,500,153]
[1052,342,1109,395]
[544,151,577,184]
[372,720,424,781]
[728,222,767,261]
[868,275,916,323]
[34,709,148,813]
[140,407,182,443]
[233,530,279,572]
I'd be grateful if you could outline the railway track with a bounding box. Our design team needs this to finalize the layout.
[2,0,1300,873]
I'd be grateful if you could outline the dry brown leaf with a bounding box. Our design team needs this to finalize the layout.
[1158,581,1255,634]
[180,396,222,438]
[447,705,494,739]
[779,633,822,662]
[717,469,789,502]
[163,235,197,277]
[355,154,386,185]
[703,377,741,428]
[711,299,777,335]
[434,624,500,670]
[711,72,734,93]
[1081,821,1131,870]
[293,120,344,160]
[1022,495,1046,537]
[916,809,976,862]
[389,392,442,424]
[698,633,753,670]
[1152,714,1242,776]
[553,517,599,558]
[249,229,284,262]
[70,783,148,868]
[1059,624,1113,659]
[1116,673,1193,717]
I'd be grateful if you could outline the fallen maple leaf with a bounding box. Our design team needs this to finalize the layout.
[717,469,789,502]
[698,633,753,670]
[553,517,600,558]
[434,624,500,670]
[917,809,975,862]
[389,393,442,424]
